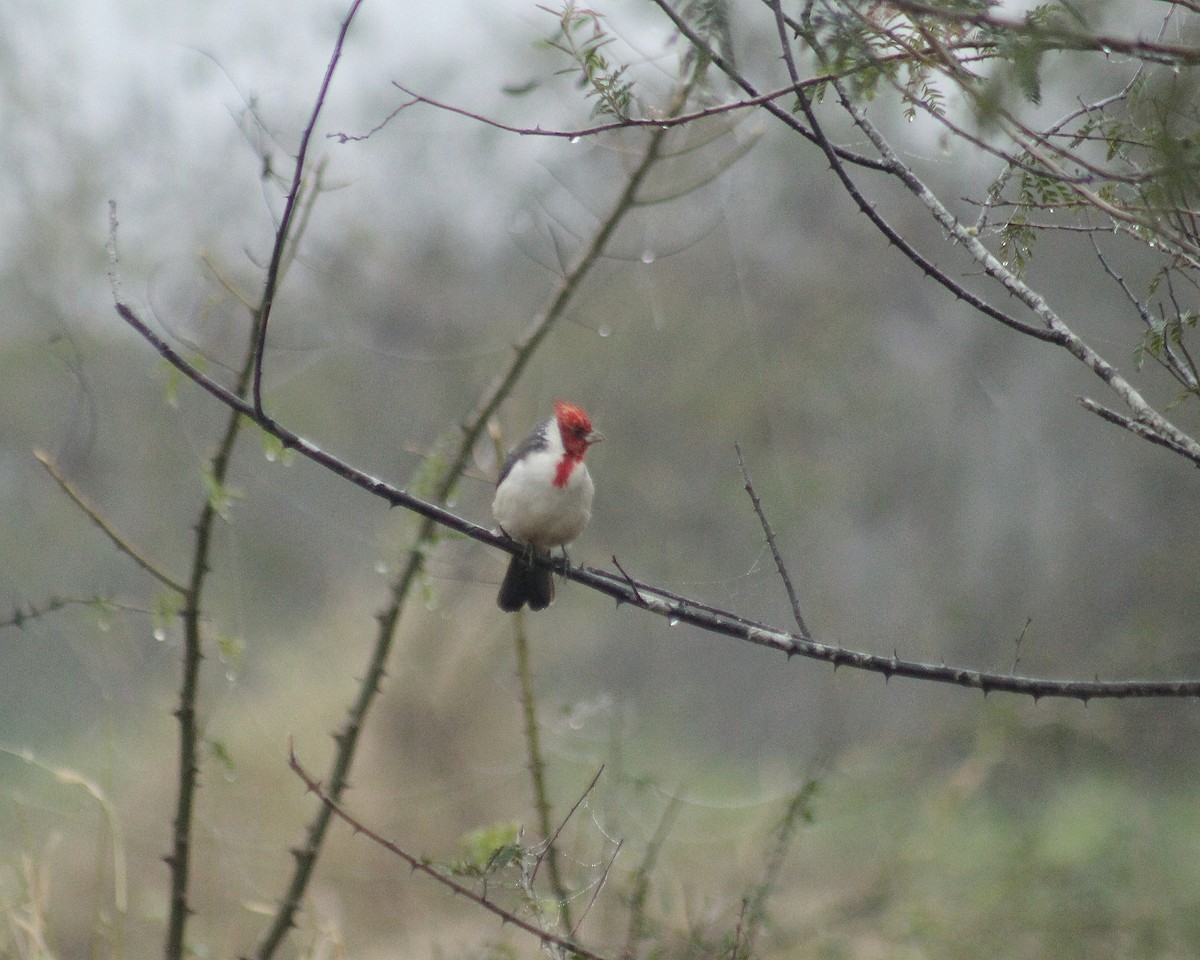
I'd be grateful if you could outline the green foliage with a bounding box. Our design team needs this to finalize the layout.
[798,0,955,120]
[538,1,634,119]
[152,590,183,639]
[216,632,245,669]
[454,822,526,878]
[995,167,1081,273]
[679,0,736,82]
[259,427,295,466]
[201,466,242,522]
[206,737,235,773]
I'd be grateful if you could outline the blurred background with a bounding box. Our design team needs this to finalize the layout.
[2,1,1199,957]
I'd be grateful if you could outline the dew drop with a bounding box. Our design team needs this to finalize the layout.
[375,560,389,575]
[668,616,680,627]
[597,324,612,338]
[640,249,656,264]
[153,628,167,642]
[569,135,581,144]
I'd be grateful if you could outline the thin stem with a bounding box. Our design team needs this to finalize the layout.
[165,296,261,960]
[513,612,574,930]
[738,778,818,958]
[735,443,812,641]
[35,451,187,595]
[252,0,365,419]
[288,746,614,960]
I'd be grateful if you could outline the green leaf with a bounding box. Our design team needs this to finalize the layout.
[216,632,245,668]
[152,591,183,638]
[203,467,243,522]
[260,428,295,465]
[458,822,525,875]
[207,737,235,773]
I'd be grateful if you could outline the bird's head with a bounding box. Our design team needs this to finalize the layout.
[554,400,603,458]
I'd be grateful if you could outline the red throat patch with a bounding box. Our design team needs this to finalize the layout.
[553,456,577,488]
[552,400,597,487]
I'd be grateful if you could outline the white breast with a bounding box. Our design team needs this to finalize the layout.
[492,449,594,549]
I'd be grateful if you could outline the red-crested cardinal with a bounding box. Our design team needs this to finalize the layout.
[492,401,602,612]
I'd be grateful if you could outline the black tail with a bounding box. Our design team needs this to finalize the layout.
[497,551,554,612]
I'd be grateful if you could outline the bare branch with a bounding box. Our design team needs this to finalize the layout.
[288,745,613,960]
[252,0,365,420]
[512,604,574,929]
[650,0,1061,345]
[1,595,152,631]
[109,295,1200,700]
[35,450,188,596]
[734,443,812,641]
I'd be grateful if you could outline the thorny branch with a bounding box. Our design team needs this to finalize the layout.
[288,745,613,960]
[110,296,1200,701]
[252,57,702,960]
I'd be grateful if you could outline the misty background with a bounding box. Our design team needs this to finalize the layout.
[2,1,1199,957]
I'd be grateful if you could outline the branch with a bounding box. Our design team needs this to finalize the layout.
[1,595,152,631]
[108,297,1200,701]
[251,59,696,960]
[883,0,1200,66]
[734,443,812,640]
[739,0,1200,466]
[35,450,188,595]
[252,0,365,419]
[288,745,613,960]
[512,609,574,929]
[648,0,1061,346]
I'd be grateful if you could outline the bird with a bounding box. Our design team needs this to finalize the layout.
[492,400,602,612]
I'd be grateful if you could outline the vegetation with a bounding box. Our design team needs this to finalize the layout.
[3,1,1200,958]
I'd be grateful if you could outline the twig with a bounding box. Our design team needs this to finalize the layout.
[882,0,1200,66]
[1011,618,1032,675]
[571,838,622,940]
[288,745,613,960]
[622,793,681,956]
[649,0,1059,346]
[734,443,812,641]
[1075,396,1197,459]
[739,777,818,957]
[609,555,646,605]
[35,451,188,596]
[534,765,606,887]
[252,0,365,420]
[759,0,1200,462]
[512,608,574,930]
[1,595,151,630]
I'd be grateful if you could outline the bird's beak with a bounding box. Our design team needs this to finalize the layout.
[586,430,604,445]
